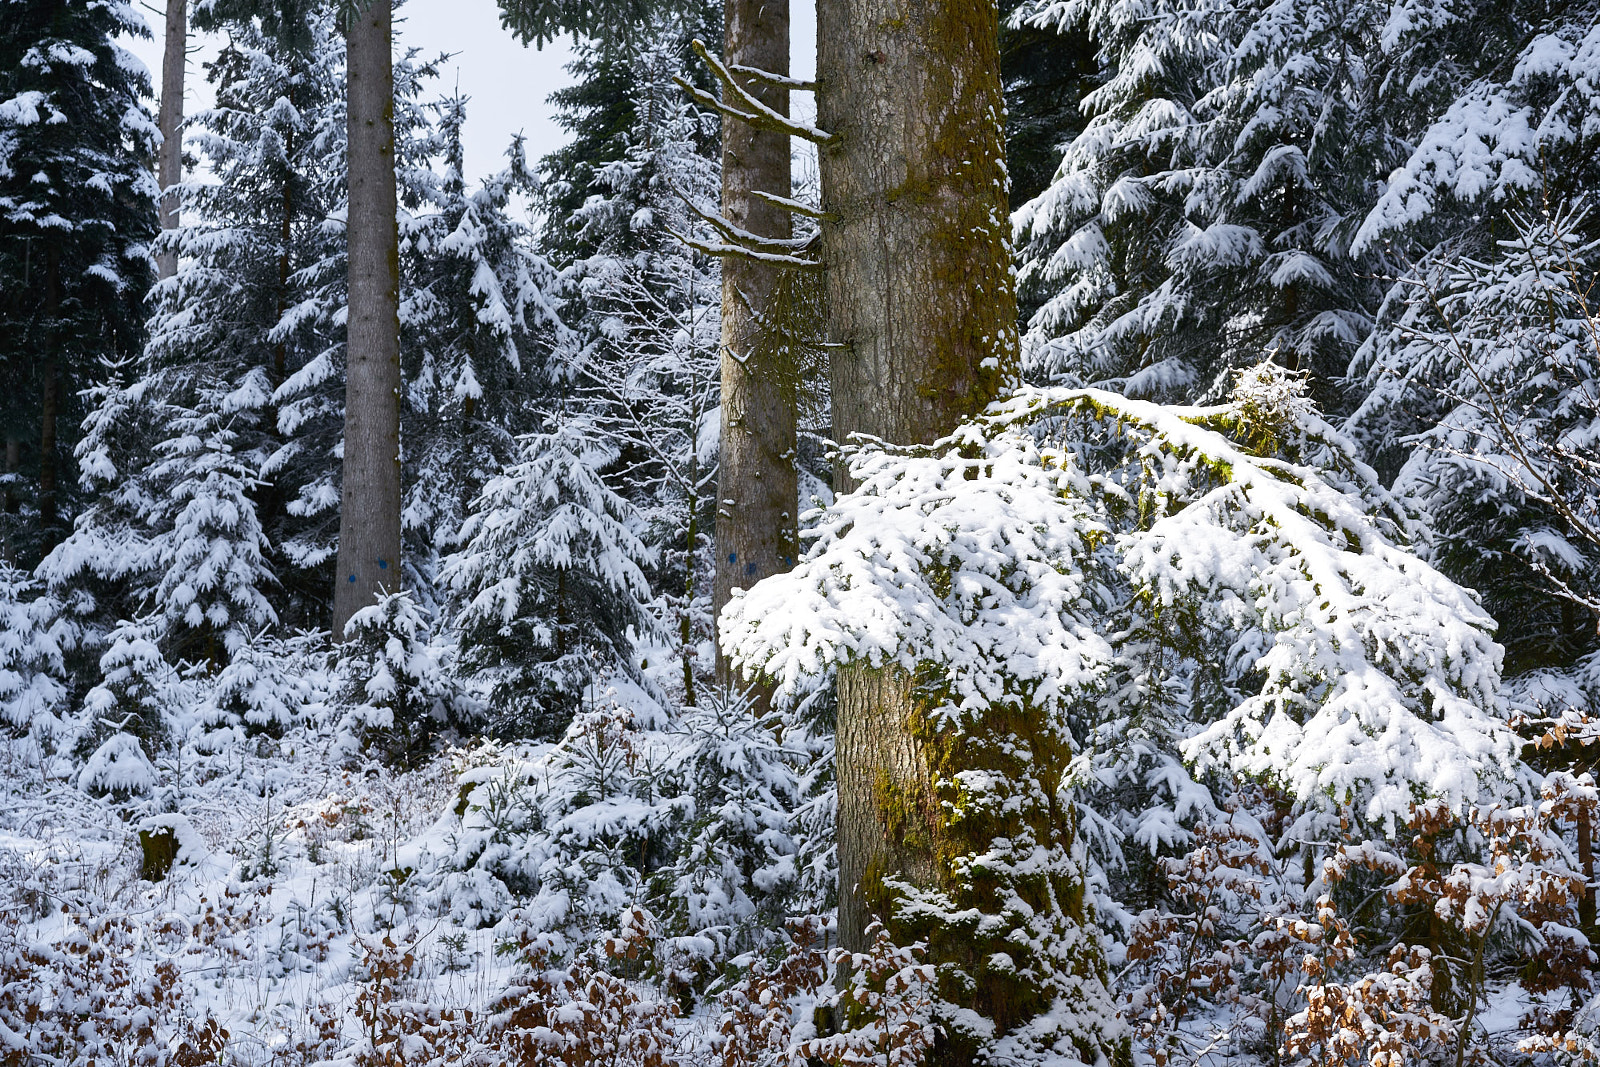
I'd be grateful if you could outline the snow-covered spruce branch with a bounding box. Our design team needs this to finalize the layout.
[722,365,1517,830]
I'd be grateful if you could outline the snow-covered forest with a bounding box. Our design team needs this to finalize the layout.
[1,0,1599,1064]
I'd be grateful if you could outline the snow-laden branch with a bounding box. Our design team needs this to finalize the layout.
[676,40,838,146]
[721,364,1517,830]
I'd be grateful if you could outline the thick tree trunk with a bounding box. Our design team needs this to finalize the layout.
[815,12,1123,1063]
[713,0,800,688]
[333,0,402,639]
[155,0,185,281]
[815,0,1017,950]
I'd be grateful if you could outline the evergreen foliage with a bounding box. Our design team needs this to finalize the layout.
[0,0,159,554]
[335,589,479,765]
[445,422,653,739]
[400,94,565,610]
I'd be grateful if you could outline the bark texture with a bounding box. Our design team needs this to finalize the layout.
[38,247,61,542]
[4,436,18,563]
[333,0,403,639]
[155,0,184,281]
[713,0,800,683]
[815,0,1017,951]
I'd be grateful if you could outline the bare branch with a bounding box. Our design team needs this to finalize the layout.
[669,228,822,272]
[751,190,837,222]
[675,192,814,253]
[728,63,817,92]
[680,39,839,146]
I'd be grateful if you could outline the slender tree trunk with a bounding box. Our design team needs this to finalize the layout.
[333,0,402,638]
[713,0,800,689]
[155,0,185,281]
[1579,800,1596,933]
[275,146,293,386]
[816,0,1017,951]
[2,436,19,564]
[38,247,62,542]
[38,363,58,537]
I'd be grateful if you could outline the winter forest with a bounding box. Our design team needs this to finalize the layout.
[3,0,1600,1063]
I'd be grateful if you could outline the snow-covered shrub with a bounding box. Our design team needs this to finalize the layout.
[488,905,683,1067]
[0,563,70,737]
[349,930,479,1067]
[77,731,158,800]
[440,690,679,941]
[1278,785,1594,1067]
[194,631,311,750]
[798,923,938,1067]
[1123,799,1299,1065]
[445,423,654,739]
[336,590,480,765]
[713,916,832,1067]
[649,690,800,979]
[0,912,220,1067]
[75,619,177,762]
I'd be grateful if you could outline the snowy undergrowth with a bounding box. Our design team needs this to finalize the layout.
[0,615,837,1067]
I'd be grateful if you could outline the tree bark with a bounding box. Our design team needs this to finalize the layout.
[333,0,403,639]
[815,14,1126,1064]
[38,247,62,543]
[2,436,19,564]
[815,0,1017,951]
[713,0,800,689]
[155,0,185,281]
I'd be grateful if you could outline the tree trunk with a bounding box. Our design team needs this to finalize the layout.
[38,361,58,537]
[816,0,1017,950]
[713,0,800,689]
[333,0,402,639]
[2,436,19,564]
[815,3,1121,1062]
[155,0,185,281]
[1579,800,1596,934]
[38,246,61,542]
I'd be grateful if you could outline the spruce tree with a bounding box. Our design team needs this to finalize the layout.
[0,0,159,555]
[400,94,564,610]
[444,421,654,739]
[1012,0,1398,410]
[556,22,721,707]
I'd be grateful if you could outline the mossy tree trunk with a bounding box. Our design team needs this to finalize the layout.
[333,0,403,638]
[712,0,800,690]
[816,0,1017,951]
[815,1,1124,1062]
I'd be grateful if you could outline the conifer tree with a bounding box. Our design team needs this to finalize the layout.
[1012,0,1399,409]
[445,421,654,739]
[557,24,721,706]
[147,7,347,625]
[401,95,564,609]
[0,0,159,553]
[1356,207,1600,676]
[801,0,1124,1061]
[334,0,403,636]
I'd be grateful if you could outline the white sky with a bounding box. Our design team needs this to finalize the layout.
[122,0,818,188]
